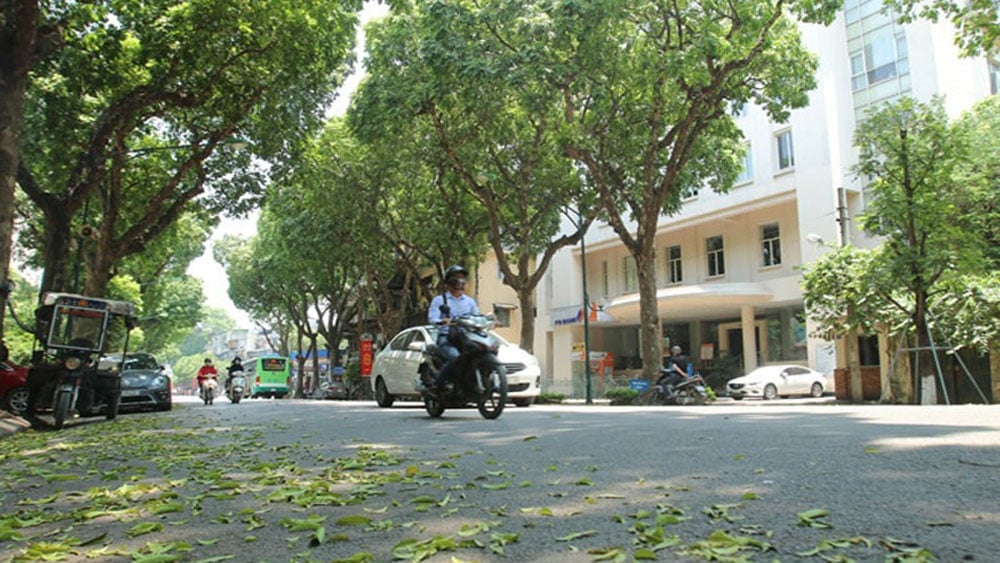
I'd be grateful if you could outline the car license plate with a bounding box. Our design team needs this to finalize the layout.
[121,390,142,397]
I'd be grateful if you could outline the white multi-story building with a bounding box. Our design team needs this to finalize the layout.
[527,4,998,396]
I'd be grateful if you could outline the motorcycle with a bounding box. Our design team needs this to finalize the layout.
[200,378,218,405]
[226,370,246,404]
[649,369,709,406]
[18,292,139,430]
[415,314,508,419]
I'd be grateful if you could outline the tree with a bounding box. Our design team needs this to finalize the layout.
[886,0,1000,56]
[803,97,995,403]
[15,0,362,298]
[351,2,599,352]
[553,0,840,379]
[0,0,59,337]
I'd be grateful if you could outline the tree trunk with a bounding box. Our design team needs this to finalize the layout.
[83,238,117,297]
[38,208,74,295]
[636,245,661,379]
[0,0,39,337]
[517,286,535,354]
[990,343,1000,404]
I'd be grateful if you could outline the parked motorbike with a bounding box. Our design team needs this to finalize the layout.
[18,292,138,430]
[415,314,508,419]
[226,370,246,404]
[200,378,218,405]
[649,370,709,406]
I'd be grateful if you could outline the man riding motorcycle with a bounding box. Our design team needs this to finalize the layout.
[196,358,218,397]
[426,265,479,394]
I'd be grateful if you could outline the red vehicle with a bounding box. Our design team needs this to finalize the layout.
[1,361,29,415]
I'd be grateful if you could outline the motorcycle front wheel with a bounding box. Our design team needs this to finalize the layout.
[477,364,507,420]
[53,388,73,430]
[230,389,241,404]
[424,395,445,418]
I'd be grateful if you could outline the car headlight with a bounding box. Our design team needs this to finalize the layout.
[65,356,83,370]
[152,375,169,388]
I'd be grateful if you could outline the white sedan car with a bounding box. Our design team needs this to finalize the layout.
[726,364,828,400]
[371,325,541,408]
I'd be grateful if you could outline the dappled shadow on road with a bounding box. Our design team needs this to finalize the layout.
[2,400,997,562]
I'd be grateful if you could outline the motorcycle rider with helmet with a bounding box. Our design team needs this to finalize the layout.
[196,358,218,395]
[426,265,479,394]
[658,345,691,392]
[225,356,244,394]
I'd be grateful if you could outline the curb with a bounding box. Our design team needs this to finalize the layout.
[0,411,31,438]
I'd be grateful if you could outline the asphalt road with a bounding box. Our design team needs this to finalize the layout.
[1,396,998,562]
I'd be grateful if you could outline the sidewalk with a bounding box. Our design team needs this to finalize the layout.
[0,410,31,439]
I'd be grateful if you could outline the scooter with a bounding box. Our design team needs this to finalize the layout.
[226,370,246,404]
[200,378,218,405]
[415,314,508,419]
[649,369,709,406]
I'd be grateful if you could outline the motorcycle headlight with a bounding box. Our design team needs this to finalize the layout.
[65,356,83,370]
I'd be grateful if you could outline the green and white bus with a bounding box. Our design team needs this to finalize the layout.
[247,355,291,398]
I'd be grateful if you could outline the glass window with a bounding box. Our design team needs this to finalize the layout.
[761,223,781,267]
[623,256,638,292]
[776,130,795,170]
[666,245,682,284]
[736,143,753,184]
[492,306,512,327]
[706,236,725,277]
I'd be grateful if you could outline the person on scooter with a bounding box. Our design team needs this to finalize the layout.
[426,265,479,394]
[196,358,218,395]
[225,356,243,392]
[659,345,691,392]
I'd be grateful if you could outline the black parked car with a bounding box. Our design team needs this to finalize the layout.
[99,353,172,412]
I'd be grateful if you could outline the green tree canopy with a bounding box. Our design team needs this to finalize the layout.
[16,0,363,298]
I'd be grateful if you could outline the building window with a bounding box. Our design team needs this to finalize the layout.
[666,245,682,284]
[850,26,909,91]
[493,305,513,328]
[761,223,781,267]
[736,143,753,184]
[776,130,795,170]
[706,236,725,277]
[623,256,638,292]
[990,56,1000,95]
[601,260,609,296]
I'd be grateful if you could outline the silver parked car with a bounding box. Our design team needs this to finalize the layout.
[371,325,541,408]
[726,364,828,400]
[99,353,172,411]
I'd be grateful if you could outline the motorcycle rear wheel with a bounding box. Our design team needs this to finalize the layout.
[53,389,72,430]
[477,364,507,420]
[677,390,706,406]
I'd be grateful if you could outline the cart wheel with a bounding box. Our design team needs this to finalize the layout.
[106,390,121,420]
[53,389,72,430]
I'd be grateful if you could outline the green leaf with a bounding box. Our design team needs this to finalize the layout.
[556,530,598,541]
[127,522,165,537]
[335,515,371,526]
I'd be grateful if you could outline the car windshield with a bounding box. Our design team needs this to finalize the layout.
[124,355,160,370]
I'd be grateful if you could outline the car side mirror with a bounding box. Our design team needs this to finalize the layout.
[407,341,426,352]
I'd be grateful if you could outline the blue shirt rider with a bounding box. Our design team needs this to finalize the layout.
[427,265,479,392]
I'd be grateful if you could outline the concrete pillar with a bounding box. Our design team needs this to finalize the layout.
[741,305,758,372]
